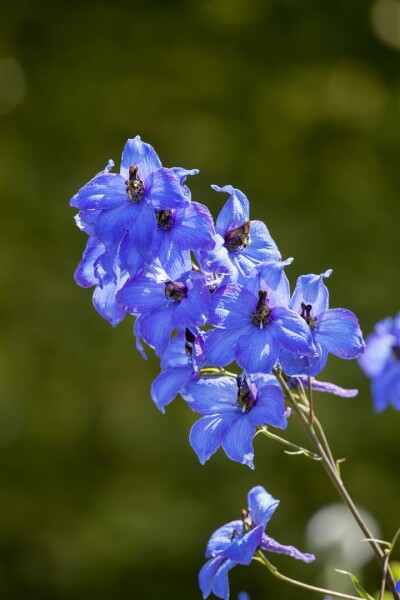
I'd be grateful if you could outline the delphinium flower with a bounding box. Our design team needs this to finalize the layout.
[117,268,210,357]
[358,313,400,412]
[181,374,288,468]
[70,137,192,276]
[199,485,315,600]
[205,263,315,373]
[279,270,365,376]
[198,185,280,284]
[151,328,205,412]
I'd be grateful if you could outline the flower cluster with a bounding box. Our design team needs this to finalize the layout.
[71,136,366,471]
[199,485,315,600]
[359,313,400,412]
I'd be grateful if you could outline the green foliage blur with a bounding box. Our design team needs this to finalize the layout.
[0,0,398,598]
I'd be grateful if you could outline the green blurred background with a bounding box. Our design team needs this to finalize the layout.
[1,0,398,598]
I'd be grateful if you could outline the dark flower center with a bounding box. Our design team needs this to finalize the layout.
[251,290,271,328]
[224,221,250,252]
[185,328,196,357]
[236,376,257,413]
[125,166,145,203]
[300,302,317,330]
[393,345,400,360]
[156,209,174,230]
[164,280,187,303]
[241,508,252,534]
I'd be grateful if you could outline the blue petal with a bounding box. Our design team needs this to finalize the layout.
[182,376,238,414]
[211,558,237,600]
[294,376,358,397]
[74,209,100,236]
[172,272,210,328]
[189,415,233,465]
[270,307,315,355]
[372,362,400,412]
[95,202,135,248]
[242,220,280,263]
[151,366,193,413]
[116,272,166,314]
[92,274,129,327]
[120,136,162,181]
[290,270,332,316]
[145,168,189,209]
[158,235,191,280]
[250,385,288,429]
[70,172,127,209]
[222,416,256,468]
[358,331,393,378]
[160,331,190,369]
[135,308,175,357]
[199,557,224,599]
[315,308,365,359]
[172,202,216,251]
[247,486,280,528]
[118,231,146,278]
[74,238,104,288]
[204,328,247,367]
[199,234,235,275]
[213,185,249,235]
[235,327,279,373]
[260,534,315,563]
[206,520,243,558]
[209,285,254,328]
[257,258,294,307]
[280,341,328,377]
[223,525,264,565]
[127,203,157,256]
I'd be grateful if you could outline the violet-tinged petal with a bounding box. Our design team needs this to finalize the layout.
[247,486,280,529]
[372,362,400,412]
[182,376,238,414]
[94,202,136,248]
[213,184,249,235]
[260,534,315,563]
[290,270,332,315]
[295,376,358,398]
[223,525,264,565]
[151,366,193,413]
[200,234,235,275]
[204,327,247,367]
[92,274,129,327]
[199,556,225,599]
[172,273,210,328]
[120,136,162,181]
[145,168,189,209]
[358,331,393,378]
[74,238,104,288]
[189,415,234,465]
[222,416,256,469]
[117,273,166,314]
[172,202,216,251]
[206,520,243,558]
[249,385,288,429]
[127,202,157,256]
[135,308,175,357]
[315,308,365,359]
[270,307,315,355]
[235,326,278,374]
[70,172,127,209]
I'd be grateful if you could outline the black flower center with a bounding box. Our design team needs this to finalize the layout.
[393,345,400,360]
[125,166,145,203]
[156,209,174,230]
[185,328,196,357]
[300,302,317,330]
[224,221,251,252]
[236,376,256,413]
[251,290,271,328]
[164,280,187,303]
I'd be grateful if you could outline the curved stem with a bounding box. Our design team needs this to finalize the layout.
[256,426,321,460]
[199,367,237,378]
[273,368,399,599]
[255,551,362,600]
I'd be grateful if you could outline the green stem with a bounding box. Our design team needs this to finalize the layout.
[199,367,237,378]
[255,551,361,600]
[273,368,399,599]
[256,426,321,460]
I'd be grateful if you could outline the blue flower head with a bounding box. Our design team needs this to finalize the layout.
[358,313,400,412]
[182,374,288,469]
[280,270,365,376]
[199,185,280,284]
[199,485,315,600]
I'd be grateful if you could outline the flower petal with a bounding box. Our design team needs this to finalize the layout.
[151,366,193,413]
[70,173,127,209]
[95,202,135,248]
[204,328,247,367]
[206,520,243,558]
[199,557,224,599]
[92,275,128,327]
[358,331,393,378]
[222,415,256,468]
[316,308,365,359]
[127,203,157,256]
[247,486,280,528]
[290,270,332,316]
[250,385,288,429]
[134,308,175,357]
[211,558,237,600]
[209,285,254,328]
[270,307,315,355]
[74,238,104,288]
[235,327,278,374]
[223,525,264,565]
[189,415,233,465]
[371,362,400,412]
[182,376,238,414]
[117,272,166,314]
[172,202,216,251]
[260,534,315,563]
[213,185,249,235]
[145,168,189,209]
[120,136,162,181]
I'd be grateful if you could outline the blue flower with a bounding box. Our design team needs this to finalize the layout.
[280,270,365,376]
[74,237,128,326]
[70,137,191,263]
[182,374,288,468]
[198,185,280,284]
[358,313,400,412]
[205,265,315,374]
[151,328,205,413]
[116,268,210,357]
[199,485,315,600]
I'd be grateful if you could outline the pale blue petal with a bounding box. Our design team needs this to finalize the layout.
[70,172,127,209]
[222,416,256,468]
[189,415,233,464]
[280,342,328,377]
[372,362,400,412]
[95,202,135,248]
[145,168,189,209]
[209,285,254,328]
[172,202,216,251]
[290,270,332,316]
[204,327,248,367]
[116,272,166,314]
[118,231,145,278]
[74,238,104,288]
[213,185,249,235]
[120,136,162,181]
[242,220,280,262]
[270,307,315,355]
[250,385,288,429]
[92,275,128,327]
[206,521,243,558]
[247,486,280,528]
[127,203,157,256]
[199,557,224,599]
[182,376,238,414]
[316,308,365,359]
[358,331,393,378]
[151,366,193,413]
[235,327,278,374]
[211,558,237,600]
[135,308,175,357]
[257,258,293,307]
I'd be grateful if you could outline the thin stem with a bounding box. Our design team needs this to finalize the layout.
[199,367,237,378]
[379,549,390,600]
[255,551,361,600]
[256,426,321,460]
[273,368,399,599]
[308,376,314,425]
